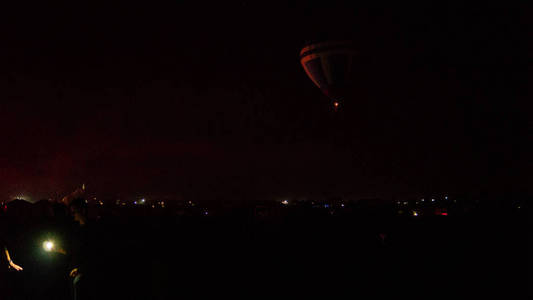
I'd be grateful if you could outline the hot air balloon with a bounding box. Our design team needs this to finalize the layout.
[300,41,357,111]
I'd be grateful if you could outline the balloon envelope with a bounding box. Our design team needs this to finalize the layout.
[300,41,356,101]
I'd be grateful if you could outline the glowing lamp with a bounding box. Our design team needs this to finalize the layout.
[43,241,54,252]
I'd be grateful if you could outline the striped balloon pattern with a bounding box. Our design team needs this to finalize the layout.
[300,41,356,104]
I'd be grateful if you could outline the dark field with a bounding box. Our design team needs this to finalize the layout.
[1,203,527,299]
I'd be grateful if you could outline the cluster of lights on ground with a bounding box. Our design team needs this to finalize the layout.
[397,196,451,217]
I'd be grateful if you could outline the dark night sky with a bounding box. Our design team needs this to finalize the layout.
[0,2,529,201]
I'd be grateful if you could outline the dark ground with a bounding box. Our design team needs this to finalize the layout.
[1,204,528,299]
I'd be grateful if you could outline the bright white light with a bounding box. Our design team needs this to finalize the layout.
[134,201,137,205]
[431,199,435,202]
[444,196,448,200]
[413,211,418,216]
[341,204,345,207]
[43,241,54,252]
[141,199,145,203]
[281,200,289,205]
[403,202,408,205]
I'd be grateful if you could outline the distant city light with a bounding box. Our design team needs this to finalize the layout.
[281,200,289,205]
[421,199,425,202]
[444,196,448,200]
[324,204,329,208]
[412,211,418,216]
[333,101,339,108]
[341,203,345,207]
[403,202,408,205]
[134,201,137,205]
[141,198,145,203]
[14,195,29,201]
[431,199,435,202]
